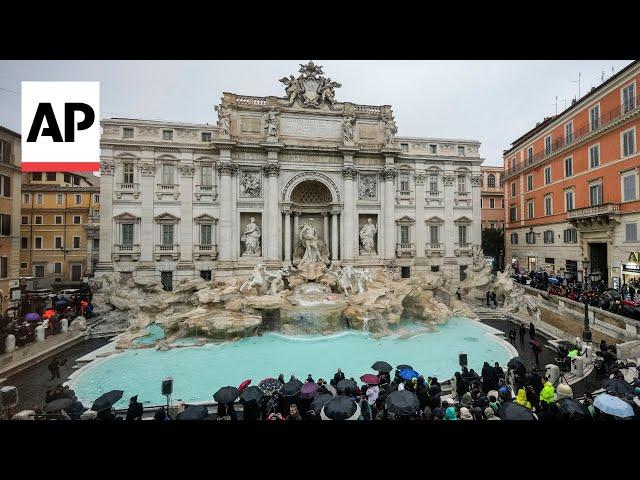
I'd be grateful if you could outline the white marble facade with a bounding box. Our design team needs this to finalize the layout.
[97,62,483,286]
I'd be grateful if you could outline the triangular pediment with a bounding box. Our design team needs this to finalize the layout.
[426,216,445,224]
[454,215,473,224]
[194,214,218,223]
[154,212,180,221]
[395,215,415,224]
[113,212,140,222]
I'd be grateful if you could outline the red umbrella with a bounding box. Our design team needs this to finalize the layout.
[529,339,542,349]
[238,379,251,392]
[360,374,380,385]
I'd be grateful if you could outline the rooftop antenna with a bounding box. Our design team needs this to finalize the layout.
[554,96,558,115]
[601,70,605,82]
[572,72,582,100]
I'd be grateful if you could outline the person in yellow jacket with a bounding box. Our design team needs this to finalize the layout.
[515,388,532,409]
[539,376,555,404]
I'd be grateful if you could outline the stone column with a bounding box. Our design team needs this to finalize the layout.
[179,163,195,262]
[138,159,156,264]
[97,158,114,269]
[217,161,237,262]
[293,212,300,250]
[263,163,281,263]
[443,171,455,257]
[471,173,482,248]
[383,167,397,259]
[331,211,339,261]
[342,166,358,263]
[283,209,292,263]
[323,212,330,245]
[415,171,426,258]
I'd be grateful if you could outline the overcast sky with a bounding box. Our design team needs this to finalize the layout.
[0,60,634,166]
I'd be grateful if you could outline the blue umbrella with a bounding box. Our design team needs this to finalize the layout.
[399,368,420,380]
[593,393,635,418]
[25,312,40,322]
[548,277,559,285]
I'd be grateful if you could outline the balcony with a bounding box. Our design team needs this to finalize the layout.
[156,184,180,200]
[115,182,140,199]
[154,243,180,260]
[194,243,218,260]
[425,190,443,207]
[113,243,140,261]
[195,184,218,201]
[567,203,620,228]
[396,190,414,205]
[454,242,472,257]
[425,243,444,257]
[454,191,472,207]
[396,242,416,258]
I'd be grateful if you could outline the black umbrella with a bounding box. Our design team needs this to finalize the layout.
[556,398,591,420]
[311,394,333,415]
[239,386,263,405]
[176,405,209,420]
[396,364,413,371]
[337,379,358,395]
[320,395,360,420]
[91,390,124,412]
[45,398,74,413]
[258,378,282,395]
[498,401,536,420]
[385,390,419,416]
[213,386,240,404]
[507,356,527,371]
[603,377,634,396]
[371,361,393,372]
[282,379,303,397]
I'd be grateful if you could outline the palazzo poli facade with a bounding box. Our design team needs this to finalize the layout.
[97,62,483,289]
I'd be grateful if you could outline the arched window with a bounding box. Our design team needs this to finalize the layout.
[487,174,496,188]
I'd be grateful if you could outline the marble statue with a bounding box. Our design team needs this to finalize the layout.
[359,218,378,255]
[299,218,322,263]
[215,106,231,136]
[280,75,303,106]
[240,172,261,197]
[279,61,341,109]
[240,263,290,295]
[265,109,279,139]
[320,77,341,106]
[384,118,398,146]
[241,217,261,256]
[359,175,377,199]
[329,266,372,296]
[342,115,355,142]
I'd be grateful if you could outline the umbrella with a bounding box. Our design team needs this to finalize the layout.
[548,277,560,285]
[238,379,251,392]
[498,402,536,420]
[360,374,380,385]
[55,299,68,306]
[324,383,337,397]
[529,339,542,348]
[396,364,413,371]
[176,405,209,420]
[91,390,123,412]
[282,379,303,397]
[239,386,263,405]
[556,398,591,420]
[371,361,393,372]
[43,309,56,319]
[213,386,239,404]
[399,368,420,381]
[311,394,333,415]
[25,312,40,322]
[593,393,634,418]
[507,356,527,371]
[258,378,282,396]
[66,401,87,419]
[300,382,319,400]
[385,390,419,416]
[320,395,361,420]
[337,379,358,395]
[44,398,73,413]
[603,378,634,396]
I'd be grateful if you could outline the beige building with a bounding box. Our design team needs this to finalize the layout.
[20,172,100,289]
[0,126,22,318]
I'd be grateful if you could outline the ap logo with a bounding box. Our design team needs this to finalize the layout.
[21,81,100,172]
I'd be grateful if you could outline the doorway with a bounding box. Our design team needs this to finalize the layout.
[161,271,173,291]
[401,266,411,278]
[589,243,608,285]
[71,264,82,282]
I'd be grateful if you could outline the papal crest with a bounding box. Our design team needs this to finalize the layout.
[279,61,341,109]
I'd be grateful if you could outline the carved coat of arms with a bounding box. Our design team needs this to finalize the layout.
[279,61,341,109]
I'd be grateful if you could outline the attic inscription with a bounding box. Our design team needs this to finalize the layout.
[280,116,341,139]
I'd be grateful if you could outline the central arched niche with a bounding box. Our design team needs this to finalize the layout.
[290,180,333,205]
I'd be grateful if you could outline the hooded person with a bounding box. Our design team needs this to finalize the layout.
[484,407,500,420]
[460,392,473,409]
[444,406,458,420]
[125,395,144,421]
[515,388,532,409]
[539,377,555,405]
[481,361,498,393]
[459,407,474,420]
[454,372,468,400]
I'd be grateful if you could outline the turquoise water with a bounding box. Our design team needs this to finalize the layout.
[71,317,512,409]
[132,324,165,345]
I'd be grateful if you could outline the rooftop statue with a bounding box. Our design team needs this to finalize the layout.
[279,61,341,109]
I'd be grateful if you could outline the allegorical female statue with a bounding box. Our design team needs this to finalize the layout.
[241,217,261,256]
[299,218,322,263]
[359,218,378,254]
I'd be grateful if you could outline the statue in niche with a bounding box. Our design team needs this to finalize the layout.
[265,109,279,139]
[359,175,377,199]
[384,118,398,146]
[215,106,231,136]
[359,218,378,255]
[293,218,330,266]
[342,115,355,142]
[240,172,261,197]
[241,217,261,256]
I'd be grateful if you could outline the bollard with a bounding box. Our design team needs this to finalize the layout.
[571,356,585,377]
[35,325,45,343]
[545,364,560,385]
[5,334,15,353]
[61,318,68,333]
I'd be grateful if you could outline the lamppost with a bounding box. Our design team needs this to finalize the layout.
[582,257,592,342]
[583,257,590,290]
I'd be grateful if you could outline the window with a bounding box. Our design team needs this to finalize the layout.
[511,182,516,197]
[75,194,82,205]
[502,199,505,208]
[526,231,536,244]
[527,174,533,191]
[163,130,173,140]
[565,190,574,212]
[73,236,80,249]
[162,164,175,186]
[490,198,495,209]
[36,193,43,204]
[201,132,212,142]
[23,193,30,204]
[93,238,99,250]
[626,223,638,242]
[201,165,213,187]
[399,174,410,192]
[429,174,438,193]
[0,174,10,197]
[622,83,636,114]
[400,225,410,244]
[544,166,552,185]
[509,205,517,222]
[458,146,465,156]
[20,262,28,269]
[55,215,63,225]
[589,183,603,206]
[622,128,636,157]
[510,158,516,172]
[32,172,42,181]
[400,143,409,152]
[544,230,554,243]
[458,225,468,246]
[527,146,533,164]
[123,127,134,138]
[57,193,63,204]
[21,237,27,249]
[73,175,80,186]
[54,262,62,274]
[457,175,466,194]
[430,144,437,154]
[565,122,573,145]
[564,157,573,177]
[510,233,518,244]
[0,214,10,236]
[527,200,534,219]
[590,105,600,130]
[429,225,439,244]
[34,265,45,278]
[123,163,134,184]
[122,223,134,245]
[564,228,577,243]
[34,237,42,249]
[544,195,552,216]
[46,172,56,181]
[73,215,81,225]
[35,215,42,225]
[94,194,100,204]
[490,222,495,229]
[162,224,174,245]
[200,224,212,245]
[431,266,440,272]
[460,265,467,281]
[0,140,9,164]
[55,237,63,249]
[21,215,28,225]
[64,173,71,183]
[1,257,8,279]
[545,136,552,155]
[487,174,495,188]
[161,271,173,292]
[200,270,212,281]
[589,144,600,168]
[622,171,638,202]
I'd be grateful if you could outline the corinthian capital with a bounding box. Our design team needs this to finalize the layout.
[217,162,238,177]
[381,167,397,180]
[262,163,281,177]
[100,161,115,176]
[342,167,358,180]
